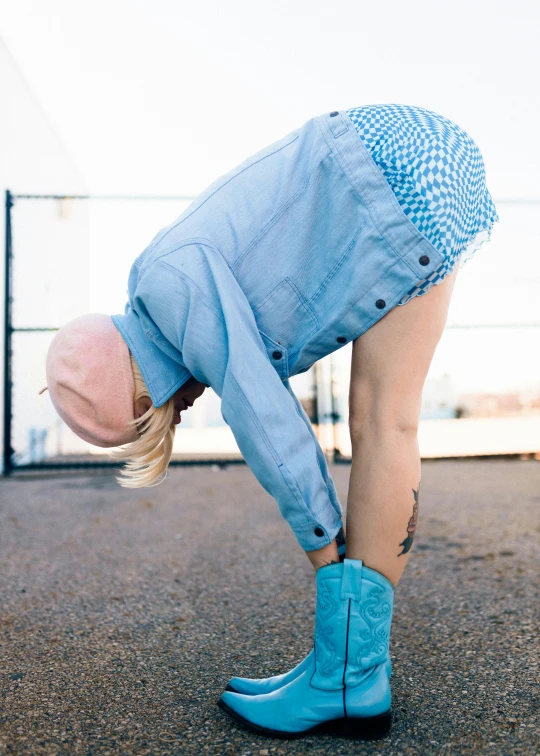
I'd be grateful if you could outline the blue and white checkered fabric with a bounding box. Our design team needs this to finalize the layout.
[345,104,499,305]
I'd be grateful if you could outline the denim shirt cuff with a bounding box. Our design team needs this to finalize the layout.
[289,509,344,552]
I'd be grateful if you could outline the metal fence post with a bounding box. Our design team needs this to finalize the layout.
[3,190,14,476]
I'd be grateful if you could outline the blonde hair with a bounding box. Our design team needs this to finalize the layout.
[109,353,176,488]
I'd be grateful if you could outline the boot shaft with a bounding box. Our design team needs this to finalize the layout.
[312,559,394,690]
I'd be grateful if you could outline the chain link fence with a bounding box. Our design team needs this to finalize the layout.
[3,192,540,475]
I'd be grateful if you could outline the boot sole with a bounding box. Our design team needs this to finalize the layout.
[217,698,392,740]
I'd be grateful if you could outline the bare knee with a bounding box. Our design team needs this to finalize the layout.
[349,389,420,443]
[348,272,458,445]
[349,417,419,446]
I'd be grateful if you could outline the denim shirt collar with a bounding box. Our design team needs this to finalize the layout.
[111,305,192,408]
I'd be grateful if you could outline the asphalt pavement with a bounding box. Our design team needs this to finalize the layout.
[1,458,538,755]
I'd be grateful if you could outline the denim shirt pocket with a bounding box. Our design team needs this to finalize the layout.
[253,277,320,379]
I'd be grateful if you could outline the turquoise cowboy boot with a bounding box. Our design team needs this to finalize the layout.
[225,649,316,695]
[218,558,394,739]
[225,647,392,695]
[225,532,391,696]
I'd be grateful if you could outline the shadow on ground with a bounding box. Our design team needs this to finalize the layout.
[1,459,538,755]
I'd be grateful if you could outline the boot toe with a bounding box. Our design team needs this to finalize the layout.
[218,690,288,737]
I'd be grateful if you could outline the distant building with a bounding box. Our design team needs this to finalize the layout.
[420,373,458,419]
[456,391,540,418]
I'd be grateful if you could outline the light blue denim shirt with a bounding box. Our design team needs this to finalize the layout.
[112,109,445,552]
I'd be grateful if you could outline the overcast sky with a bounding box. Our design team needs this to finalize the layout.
[1,0,539,198]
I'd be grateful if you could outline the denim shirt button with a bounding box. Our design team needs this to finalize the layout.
[375,299,386,309]
[336,336,347,344]
[272,350,283,360]
[419,255,430,266]
[329,111,339,117]
[314,527,325,537]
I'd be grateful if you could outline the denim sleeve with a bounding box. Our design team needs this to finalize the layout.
[281,378,343,523]
[134,244,343,552]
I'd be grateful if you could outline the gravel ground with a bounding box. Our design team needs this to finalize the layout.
[1,458,539,756]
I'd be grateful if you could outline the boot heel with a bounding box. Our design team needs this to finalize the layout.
[331,710,392,739]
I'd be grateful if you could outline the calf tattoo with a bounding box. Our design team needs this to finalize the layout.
[398,483,420,556]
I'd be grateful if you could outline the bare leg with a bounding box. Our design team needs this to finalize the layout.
[305,539,340,571]
[226,274,459,709]
[344,268,459,586]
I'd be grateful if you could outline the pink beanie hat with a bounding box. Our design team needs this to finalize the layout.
[41,313,139,448]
